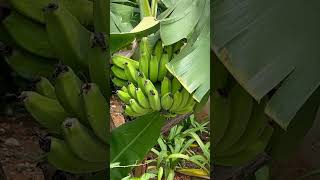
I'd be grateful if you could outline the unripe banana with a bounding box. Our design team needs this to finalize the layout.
[4,48,56,79]
[169,91,183,112]
[62,118,108,163]
[129,99,151,114]
[161,92,173,110]
[121,86,129,94]
[139,55,149,79]
[127,82,137,99]
[148,55,159,83]
[153,40,163,62]
[137,72,148,94]
[3,12,54,58]
[111,55,139,69]
[54,65,88,126]
[164,45,173,60]
[144,79,157,94]
[8,0,93,26]
[112,77,127,87]
[148,90,161,111]
[82,83,109,144]
[157,53,169,81]
[175,101,196,115]
[140,37,151,58]
[116,90,131,104]
[124,105,141,117]
[161,76,171,96]
[176,88,190,111]
[136,88,151,109]
[171,77,182,94]
[22,91,68,134]
[111,65,127,80]
[42,137,106,174]
[44,2,90,71]
[35,77,56,99]
[124,62,138,83]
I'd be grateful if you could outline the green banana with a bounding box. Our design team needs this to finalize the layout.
[35,77,56,99]
[136,88,151,109]
[164,45,173,60]
[143,79,157,95]
[217,99,268,157]
[177,88,190,111]
[62,118,108,163]
[82,83,109,144]
[175,96,196,115]
[169,91,183,112]
[124,62,138,83]
[44,137,106,174]
[8,0,93,26]
[121,86,129,94]
[44,2,90,71]
[148,89,161,111]
[129,99,151,114]
[22,91,68,134]
[161,92,173,111]
[111,65,127,80]
[149,55,159,83]
[116,90,131,104]
[87,32,108,99]
[4,48,56,79]
[111,55,139,69]
[124,105,141,117]
[171,77,181,94]
[157,53,169,81]
[139,37,151,76]
[139,55,149,79]
[127,82,137,99]
[153,40,163,62]
[112,77,127,87]
[161,76,171,96]
[137,72,148,94]
[215,84,254,152]
[215,126,274,166]
[54,65,88,126]
[3,12,54,58]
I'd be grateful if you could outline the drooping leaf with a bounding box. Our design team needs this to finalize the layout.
[110,112,165,179]
[212,0,320,128]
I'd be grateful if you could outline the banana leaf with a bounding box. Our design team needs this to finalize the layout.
[110,112,165,180]
[212,0,320,129]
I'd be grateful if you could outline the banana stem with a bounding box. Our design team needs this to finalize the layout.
[161,113,192,134]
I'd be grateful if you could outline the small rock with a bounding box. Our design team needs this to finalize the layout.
[5,138,20,146]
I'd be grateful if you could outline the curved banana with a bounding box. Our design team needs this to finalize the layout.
[4,48,56,79]
[137,72,148,94]
[112,77,127,87]
[148,90,161,111]
[157,53,169,81]
[127,82,137,99]
[111,55,139,69]
[177,88,190,111]
[136,88,151,109]
[62,118,108,163]
[124,62,138,83]
[116,90,131,104]
[169,91,183,112]
[215,84,254,153]
[44,137,106,174]
[139,55,149,80]
[111,65,127,80]
[161,76,171,96]
[153,40,163,62]
[215,126,274,166]
[8,0,93,26]
[161,92,173,111]
[35,77,56,99]
[22,91,68,134]
[164,45,173,60]
[124,105,141,117]
[129,99,151,114]
[54,65,88,126]
[149,55,159,83]
[82,83,109,144]
[171,77,181,94]
[121,86,129,94]
[3,12,54,58]
[44,2,90,71]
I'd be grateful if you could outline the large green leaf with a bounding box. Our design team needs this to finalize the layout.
[165,0,210,102]
[110,112,165,179]
[212,0,320,129]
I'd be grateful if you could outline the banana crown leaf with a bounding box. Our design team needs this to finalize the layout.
[212,0,320,129]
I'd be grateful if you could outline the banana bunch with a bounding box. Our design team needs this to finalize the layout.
[111,38,185,86]
[22,65,108,173]
[0,0,97,79]
[212,59,274,166]
[116,71,196,117]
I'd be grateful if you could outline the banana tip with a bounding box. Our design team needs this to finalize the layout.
[63,118,77,129]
